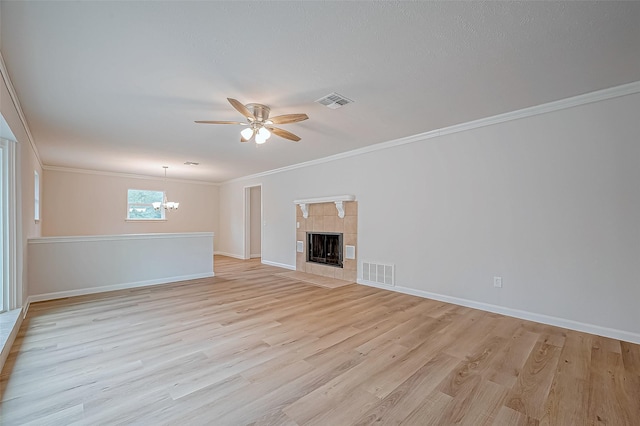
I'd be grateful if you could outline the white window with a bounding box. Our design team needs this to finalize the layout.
[127,189,165,220]
[34,170,40,221]
[1,137,18,312]
[0,141,4,311]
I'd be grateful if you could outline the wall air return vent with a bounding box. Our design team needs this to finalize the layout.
[362,262,394,287]
[315,92,354,109]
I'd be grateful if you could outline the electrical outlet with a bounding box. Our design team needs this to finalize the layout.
[493,276,503,288]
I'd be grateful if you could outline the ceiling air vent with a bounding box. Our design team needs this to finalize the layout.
[315,92,354,109]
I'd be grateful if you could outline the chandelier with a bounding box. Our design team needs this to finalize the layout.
[152,166,179,211]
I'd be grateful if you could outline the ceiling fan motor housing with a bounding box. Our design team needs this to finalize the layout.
[245,103,271,122]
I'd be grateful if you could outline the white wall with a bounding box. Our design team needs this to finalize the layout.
[218,91,640,341]
[28,233,214,300]
[1,60,42,306]
[250,185,261,257]
[42,169,219,236]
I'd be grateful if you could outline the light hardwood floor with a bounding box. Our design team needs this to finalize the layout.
[1,256,639,425]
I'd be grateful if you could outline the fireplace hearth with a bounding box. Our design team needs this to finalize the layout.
[307,232,343,268]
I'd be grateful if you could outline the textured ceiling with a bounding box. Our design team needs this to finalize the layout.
[1,1,639,182]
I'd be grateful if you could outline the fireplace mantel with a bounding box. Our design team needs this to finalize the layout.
[294,195,356,219]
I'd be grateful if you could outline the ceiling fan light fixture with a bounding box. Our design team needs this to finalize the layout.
[240,127,254,139]
[257,127,271,140]
[255,133,268,144]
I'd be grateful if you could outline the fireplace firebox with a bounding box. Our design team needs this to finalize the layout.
[307,232,343,268]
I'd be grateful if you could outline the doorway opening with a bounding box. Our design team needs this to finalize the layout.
[243,185,262,260]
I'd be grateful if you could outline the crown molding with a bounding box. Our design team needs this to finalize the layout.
[42,165,220,186]
[0,50,43,168]
[223,81,640,185]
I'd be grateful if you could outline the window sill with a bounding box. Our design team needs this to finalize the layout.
[1,308,22,372]
[125,219,167,222]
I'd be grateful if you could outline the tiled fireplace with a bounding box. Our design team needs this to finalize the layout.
[295,199,357,282]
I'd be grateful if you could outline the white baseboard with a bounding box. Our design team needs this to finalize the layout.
[358,279,395,291]
[23,298,31,318]
[214,251,246,260]
[261,259,296,270]
[250,253,261,259]
[28,272,215,303]
[357,279,640,345]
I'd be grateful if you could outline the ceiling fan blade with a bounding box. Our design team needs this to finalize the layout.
[228,98,256,121]
[266,126,301,142]
[268,113,309,125]
[194,120,247,125]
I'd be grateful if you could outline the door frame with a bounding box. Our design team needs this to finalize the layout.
[243,184,263,260]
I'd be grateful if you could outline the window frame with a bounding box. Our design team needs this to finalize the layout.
[126,189,166,221]
[0,137,19,313]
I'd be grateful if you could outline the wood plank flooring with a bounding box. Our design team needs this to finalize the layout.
[1,256,639,425]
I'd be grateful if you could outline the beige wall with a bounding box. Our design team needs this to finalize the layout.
[42,169,219,236]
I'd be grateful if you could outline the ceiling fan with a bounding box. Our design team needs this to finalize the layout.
[195,98,308,144]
